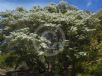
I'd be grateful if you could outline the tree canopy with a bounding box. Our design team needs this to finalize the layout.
[0,1,102,76]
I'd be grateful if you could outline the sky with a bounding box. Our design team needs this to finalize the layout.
[0,0,102,12]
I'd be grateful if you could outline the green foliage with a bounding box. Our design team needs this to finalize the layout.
[0,1,101,76]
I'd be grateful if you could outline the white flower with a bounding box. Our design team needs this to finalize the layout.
[40,43,48,48]
[71,26,77,31]
[79,52,87,56]
[38,51,44,55]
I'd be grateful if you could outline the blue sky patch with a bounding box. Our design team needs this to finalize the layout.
[0,0,102,12]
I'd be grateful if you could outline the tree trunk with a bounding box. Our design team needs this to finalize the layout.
[71,63,77,76]
[45,62,52,76]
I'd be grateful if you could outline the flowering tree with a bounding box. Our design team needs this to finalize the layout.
[0,1,100,76]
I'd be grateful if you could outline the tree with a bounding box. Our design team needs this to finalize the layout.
[57,0,68,13]
[0,1,100,76]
